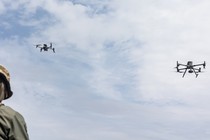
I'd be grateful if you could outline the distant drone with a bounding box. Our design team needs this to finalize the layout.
[35,43,55,53]
[175,61,206,78]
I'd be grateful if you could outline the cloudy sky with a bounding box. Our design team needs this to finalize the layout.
[1,0,210,139]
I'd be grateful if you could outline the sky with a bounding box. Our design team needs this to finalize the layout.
[1,0,210,139]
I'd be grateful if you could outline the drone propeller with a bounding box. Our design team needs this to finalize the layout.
[174,61,180,72]
[52,48,55,53]
[203,61,206,69]
[174,66,179,72]
[176,61,179,67]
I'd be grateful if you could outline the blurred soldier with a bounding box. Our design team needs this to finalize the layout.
[0,65,29,140]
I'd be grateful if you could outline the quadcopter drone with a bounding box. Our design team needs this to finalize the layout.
[175,61,206,78]
[35,43,55,53]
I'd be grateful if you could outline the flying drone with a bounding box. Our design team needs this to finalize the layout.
[175,61,206,78]
[35,43,55,53]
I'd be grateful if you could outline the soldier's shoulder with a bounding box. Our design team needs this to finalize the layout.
[0,104,22,118]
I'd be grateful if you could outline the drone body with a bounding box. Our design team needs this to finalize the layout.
[175,61,206,78]
[35,43,55,53]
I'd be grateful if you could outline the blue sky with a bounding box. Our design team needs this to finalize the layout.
[1,0,210,139]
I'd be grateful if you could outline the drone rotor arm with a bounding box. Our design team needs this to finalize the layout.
[178,64,187,67]
[177,68,187,72]
[193,62,206,67]
[193,63,206,69]
[193,64,203,67]
[193,68,200,70]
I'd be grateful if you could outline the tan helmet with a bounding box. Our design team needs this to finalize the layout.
[0,65,13,99]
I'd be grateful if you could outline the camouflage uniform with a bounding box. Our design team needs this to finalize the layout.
[0,65,29,140]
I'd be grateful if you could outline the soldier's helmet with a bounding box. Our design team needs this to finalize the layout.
[0,65,13,100]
